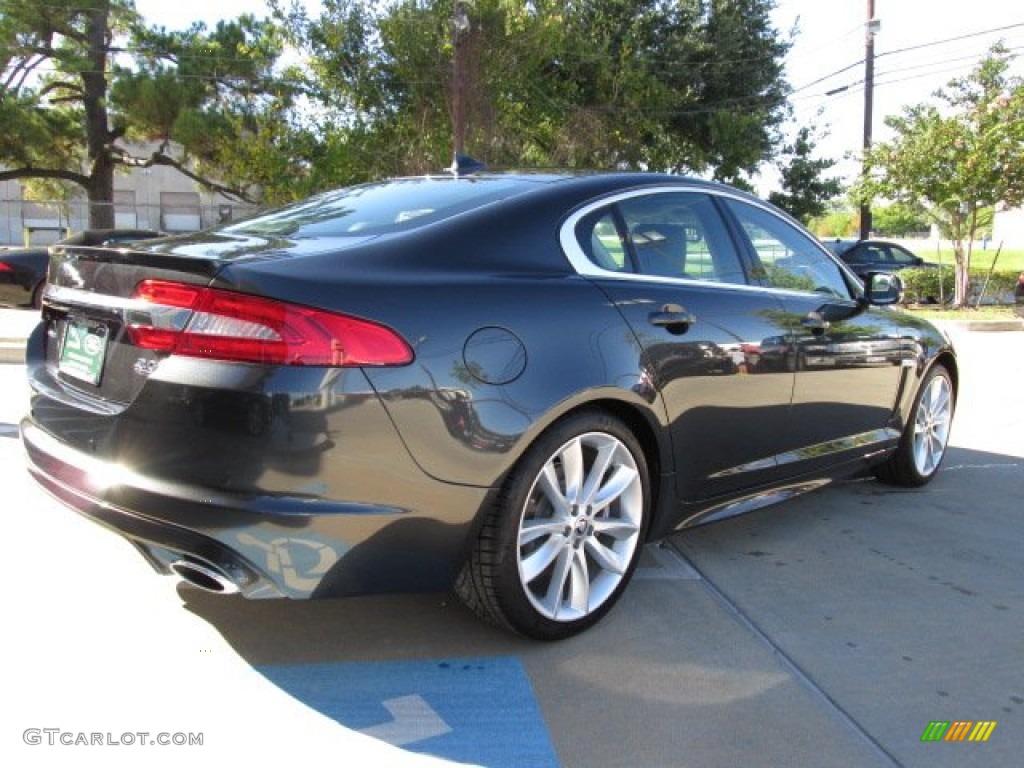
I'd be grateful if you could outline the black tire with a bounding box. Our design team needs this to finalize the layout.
[873,363,954,487]
[456,411,650,640]
[31,280,45,309]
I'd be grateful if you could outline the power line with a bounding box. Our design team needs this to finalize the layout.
[876,20,1024,60]
[790,20,1024,94]
[785,21,863,63]
[792,60,864,94]
[877,45,1024,78]
[792,42,1024,103]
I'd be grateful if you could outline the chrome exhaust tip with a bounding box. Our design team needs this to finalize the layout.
[169,559,241,595]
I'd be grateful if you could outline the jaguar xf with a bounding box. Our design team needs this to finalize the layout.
[21,172,956,640]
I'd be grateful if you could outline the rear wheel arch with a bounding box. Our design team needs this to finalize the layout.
[449,394,668,558]
[511,398,670,519]
[579,399,671,538]
[456,405,656,639]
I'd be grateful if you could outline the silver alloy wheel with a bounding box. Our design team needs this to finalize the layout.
[516,431,644,622]
[912,371,952,477]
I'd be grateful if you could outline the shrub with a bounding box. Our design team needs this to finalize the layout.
[898,267,1019,304]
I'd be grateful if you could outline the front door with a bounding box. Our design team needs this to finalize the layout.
[721,198,909,474]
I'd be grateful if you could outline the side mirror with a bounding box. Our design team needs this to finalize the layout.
[864,271,903,306]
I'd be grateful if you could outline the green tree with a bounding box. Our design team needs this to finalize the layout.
[870,203,929,237]
[857,45,1024,307]
[275,0,791,185]
[768,124,842,223]
[0,0,303,227]
[808,206,856,239]
[113,16,311,205]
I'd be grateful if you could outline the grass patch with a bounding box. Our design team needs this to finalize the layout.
[898,304,1021,321]
[919,247,1024,272]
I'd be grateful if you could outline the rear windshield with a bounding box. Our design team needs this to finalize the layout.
[221,176,541,238]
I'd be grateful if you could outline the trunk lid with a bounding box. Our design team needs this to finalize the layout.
[41,238,233,407]
[37,233,381,408]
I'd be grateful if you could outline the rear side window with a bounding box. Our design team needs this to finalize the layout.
[221,177,538,238]
[618,193,746,284]
[574,191,747,284]
[585,212,633,272]
[863,244,889,263]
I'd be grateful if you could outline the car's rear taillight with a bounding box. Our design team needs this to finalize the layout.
[127,280,413,367]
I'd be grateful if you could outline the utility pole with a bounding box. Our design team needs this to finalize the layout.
[452,1,470,158]
[860,0,879,240]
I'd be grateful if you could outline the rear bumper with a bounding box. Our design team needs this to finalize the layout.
[21,419,490,599]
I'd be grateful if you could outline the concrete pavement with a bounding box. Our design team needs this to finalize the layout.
[0,307,39,363]
[1,310,1021,767]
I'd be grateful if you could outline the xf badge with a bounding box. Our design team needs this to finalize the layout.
[133,358,159,376]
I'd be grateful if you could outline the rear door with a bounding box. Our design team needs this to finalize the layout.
[566,189,798,502]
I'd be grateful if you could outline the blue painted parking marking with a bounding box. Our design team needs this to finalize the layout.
[259,656,558,767]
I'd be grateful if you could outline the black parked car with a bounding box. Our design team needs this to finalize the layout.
[0,229,163,308]
[21,173,957,640]
[0,245,49,308]
[824,238,936,279]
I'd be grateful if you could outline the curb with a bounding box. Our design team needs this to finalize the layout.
[941,319,1024,332]
[0,341,25,364]
[962,320,1024,332]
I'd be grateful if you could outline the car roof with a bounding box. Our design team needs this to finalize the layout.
[217,171,763,243]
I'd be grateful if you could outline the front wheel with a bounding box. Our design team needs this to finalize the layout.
[873,363,954,486]
[456,412,650,640]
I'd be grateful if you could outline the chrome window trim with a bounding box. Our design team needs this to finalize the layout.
[559,185,857,299]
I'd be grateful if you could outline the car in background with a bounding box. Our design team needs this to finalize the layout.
[21,173,957,640]
[0,229,163,309]
[0,245,50,308]
[823,238,938,278]
[56,228,166,248]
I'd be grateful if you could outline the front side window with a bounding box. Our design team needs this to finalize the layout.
[889,245,919,265]
[724,199,852,298]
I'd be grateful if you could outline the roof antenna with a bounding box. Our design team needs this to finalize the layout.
[448,153,486,177]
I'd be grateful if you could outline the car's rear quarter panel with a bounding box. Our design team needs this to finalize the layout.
[209,189,674,491]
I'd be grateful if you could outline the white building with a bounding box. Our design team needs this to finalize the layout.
[993,207,1024,249]
[1,156,258,246]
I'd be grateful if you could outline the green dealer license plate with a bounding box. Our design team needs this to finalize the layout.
[59,319,109,385]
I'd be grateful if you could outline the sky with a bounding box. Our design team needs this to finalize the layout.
[133,0,1024,189]
[773,0,1024,185]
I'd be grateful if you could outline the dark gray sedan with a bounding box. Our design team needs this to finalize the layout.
[824,238,936,279]
[0,229,163,308]
[21,173,956,639]
[0,245,49,308]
